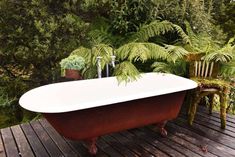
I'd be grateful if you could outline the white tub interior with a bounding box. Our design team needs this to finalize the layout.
[19,73,198,113]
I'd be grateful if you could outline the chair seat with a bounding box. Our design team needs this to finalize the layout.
[191,78,230,92]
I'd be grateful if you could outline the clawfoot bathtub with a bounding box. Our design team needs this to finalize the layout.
[19,73,197,155]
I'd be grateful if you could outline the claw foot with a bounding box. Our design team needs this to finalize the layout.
[85,137,98,155]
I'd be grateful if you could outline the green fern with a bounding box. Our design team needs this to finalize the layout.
[91,44,114,69]
[152,60,186,76]
[134,20,190,43]
[203,38,235,63]
[113,61,140,83]
[116,42,168,62]
[164,44,189,62]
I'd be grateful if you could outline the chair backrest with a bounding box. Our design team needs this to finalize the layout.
[187,53,219,78]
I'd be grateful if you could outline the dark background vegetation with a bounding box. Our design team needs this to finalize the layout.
[0,0,234,128]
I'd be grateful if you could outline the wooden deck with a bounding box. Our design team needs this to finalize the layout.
[0,106,235,157]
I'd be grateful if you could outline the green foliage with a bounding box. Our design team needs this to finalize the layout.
[134,20,190,44]
[113,61,140,83]
[152,60,187,76]
[203,38,235,63]
[60,56,85,70]
[0,1,88,90]
[108,0,157,34]
[116,42,168,62]
[69,44,114,79]
[0,88,16,108]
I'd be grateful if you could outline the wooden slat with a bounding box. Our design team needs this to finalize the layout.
[66,139,109,157]
[209,62,214,77]
[131,128,185,157]
[201,61,206,77]
[198,61,202,77]
[205,62,209,77]
[111,133,153,157]
[0,132,6,157]
[30,121,63,157]
[101,134,139,157]
[21,123,49,157]
[1,128,20,157]
[96,137,123,157]
[167,122,235,157]
[180,112,235,136]
[197,106,235,123]
[176,117,235,149]
[194,111,235,129]
[170,121,235,157]
[38,119,77,157]
[120,130,169,157]
[143,127,201,157]
[195,61,198,77]
[11,125,34,157]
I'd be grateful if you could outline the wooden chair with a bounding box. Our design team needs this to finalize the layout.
[187,53,230,129]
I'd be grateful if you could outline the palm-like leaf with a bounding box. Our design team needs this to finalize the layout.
[203,38,235,63]
[152,61,186,76]
[220,61,235,77]
[116,42,168,62]
[113,61,140,83]
[91,44,114,69]
[164,44,189,62]
[134,20,190,43]
[71,46,92,63]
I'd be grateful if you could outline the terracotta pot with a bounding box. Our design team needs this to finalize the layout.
[65,69,82,80]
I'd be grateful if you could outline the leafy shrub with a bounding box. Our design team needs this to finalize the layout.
[60,56,85,70]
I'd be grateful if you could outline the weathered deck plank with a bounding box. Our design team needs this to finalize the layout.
[1,127,20,157]
[0,106,235,157]
[0,131,6,157]
[11,125,34,157]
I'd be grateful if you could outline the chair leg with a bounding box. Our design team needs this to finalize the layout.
[209,94,215,115]
[220,93,227,129]
[188,92,201,126]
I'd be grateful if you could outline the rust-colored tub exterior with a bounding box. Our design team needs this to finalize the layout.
[43,91,185,140]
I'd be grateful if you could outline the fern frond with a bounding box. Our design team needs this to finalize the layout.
[113,61,140,83]
[88,28,113,45]
[164,44,189,62]
[203,38,235,63]
[91,44,114,69]
[203,52,233,62]
[152,62,172,73]
[152,60,187,76]
[71,46,92,63]
[135,20,190,43]
[220,62,235,77]
[172,24,191,44]
[135,20,174,41]
[116,42,168,62]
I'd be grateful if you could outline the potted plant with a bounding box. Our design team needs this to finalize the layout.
[60,55,85,80]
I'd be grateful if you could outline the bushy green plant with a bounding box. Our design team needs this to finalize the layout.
[60,56,85,70]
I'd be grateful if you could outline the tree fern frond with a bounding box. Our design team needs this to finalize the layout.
[203,52,233,62]
[135,20,174,41]
[152,60,187,76]
[113,61,140,83]
[134,20,189,43]
[91,44,114,69]
[71,46,92,63]
[172,24,191,44]
[164,44,189,62]
[220,62,235,77]
[116,42,168,62]
[203,38,235,63]
[152,62,173,73]
[88,28,113,45]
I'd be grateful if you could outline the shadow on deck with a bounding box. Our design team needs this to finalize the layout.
[1,106,235,157]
